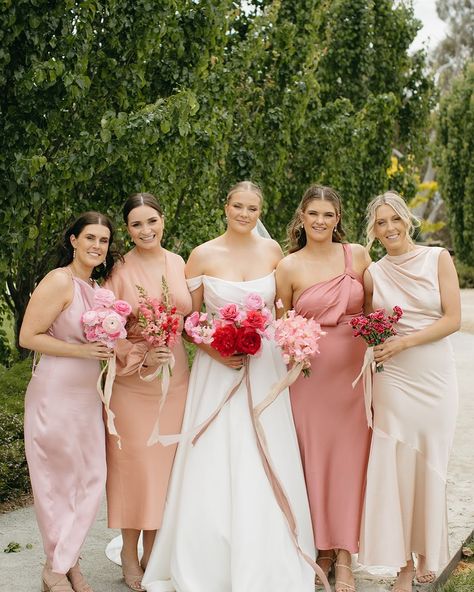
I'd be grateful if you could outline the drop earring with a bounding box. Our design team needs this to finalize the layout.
[73,248,76,259]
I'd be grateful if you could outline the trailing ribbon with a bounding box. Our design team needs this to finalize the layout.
[352,346,376,428]
[149,365,247,447]
[138,354,176,447]
[97,353,121,448]
[192,358,330,592]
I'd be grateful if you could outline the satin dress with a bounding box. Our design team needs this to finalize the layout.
[290,243,371,552]
[359,246,458,572]
[24,271,106,574]
[105,248,192,530]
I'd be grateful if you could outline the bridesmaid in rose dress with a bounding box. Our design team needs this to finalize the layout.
[20,212,119,592]
[276,185,372,592]
[105,193,192,591]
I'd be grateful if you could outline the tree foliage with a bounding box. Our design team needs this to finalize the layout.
[0,0,433,353]
[433,0,474,89]
[437,62,474,265]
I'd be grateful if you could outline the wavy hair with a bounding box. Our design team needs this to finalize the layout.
[365,190,420,251]
[287,184,346,253]
[56,211,121,280]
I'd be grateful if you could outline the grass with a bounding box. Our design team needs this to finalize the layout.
[438,540,474,592]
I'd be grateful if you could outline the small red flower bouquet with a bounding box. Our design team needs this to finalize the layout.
[350,306,403,372]
[184,292,272,357]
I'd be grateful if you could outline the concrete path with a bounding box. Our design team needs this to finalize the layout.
[1,292,473,592]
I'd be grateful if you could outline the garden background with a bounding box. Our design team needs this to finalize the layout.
[0,1,473,588]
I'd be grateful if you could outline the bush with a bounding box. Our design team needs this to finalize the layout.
[456,260,474,289]
[0,358,32,502]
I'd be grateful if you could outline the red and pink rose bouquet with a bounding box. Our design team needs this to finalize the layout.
[184,292,272,357]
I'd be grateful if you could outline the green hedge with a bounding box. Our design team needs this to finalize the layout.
[456,261,474,289]
[0,358,31,502]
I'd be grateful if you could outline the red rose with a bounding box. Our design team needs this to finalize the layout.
[236,327,262,356]
[242,310,266,331]
[211,324,238,357]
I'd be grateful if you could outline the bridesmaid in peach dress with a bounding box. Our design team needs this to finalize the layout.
[358,192,460,592]
[105,193,191,591]
[20,212,119,592]
[276,185,372,592]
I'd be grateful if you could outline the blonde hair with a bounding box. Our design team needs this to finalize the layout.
[287,184,346,253]
[365,190,420,251]
[226,181,263,206]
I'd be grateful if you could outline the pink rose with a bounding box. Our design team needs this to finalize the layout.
[113,300,132,317]
[219,303,240,322]
[245,292,264,311]
[93,288,115,307]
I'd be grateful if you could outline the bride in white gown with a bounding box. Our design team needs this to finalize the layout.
[111,181,317,592]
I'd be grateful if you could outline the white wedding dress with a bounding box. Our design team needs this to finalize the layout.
[141,272,315,592]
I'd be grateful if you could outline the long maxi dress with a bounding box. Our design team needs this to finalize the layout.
[358,246,458,572]
[290,243,371,552]
[24,271,106,574]
[105,248,191,530]
[142,272,315,592]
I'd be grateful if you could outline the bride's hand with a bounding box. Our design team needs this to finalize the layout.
[199,343,245,369]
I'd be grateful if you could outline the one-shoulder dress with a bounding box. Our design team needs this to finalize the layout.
[143,272,315,592]
[24,273,106,574]
[359,246,458,572]
[290,243,371,552]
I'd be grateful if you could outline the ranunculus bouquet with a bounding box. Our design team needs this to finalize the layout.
[350,306,403,372]
[82,288,132,447]
[135,278,182,447]
[184,292,272,357]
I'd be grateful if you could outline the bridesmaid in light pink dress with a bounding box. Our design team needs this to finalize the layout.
[358,192,460,592]
[104,193,191,591]
[20,212,119,592]
[276,185,371,592]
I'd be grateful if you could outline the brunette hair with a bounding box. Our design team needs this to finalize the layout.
[56,211,120,280]
[287,184,346,253]
[122,192,164,223]
[225,181,263,206]
[365,190,420,251]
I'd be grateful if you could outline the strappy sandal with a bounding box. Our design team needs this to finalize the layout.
[67,562,94,592]
[334,550,356,592]
[415,571,436,585]
[392,566,415,592]
[315,551,336,586]
[42,564,74,592]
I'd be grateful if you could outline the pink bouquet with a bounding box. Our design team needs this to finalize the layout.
[273,303,326,377]
[184,292,273,357]
[82,288,132,348]
[136,280,181,349]
[350,306,403,372]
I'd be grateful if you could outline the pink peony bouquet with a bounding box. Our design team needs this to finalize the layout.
[82,288,132,348]
[136,279,181,349]
[350,306,403,372]
[273,301,326,377]
[184,292,273,357]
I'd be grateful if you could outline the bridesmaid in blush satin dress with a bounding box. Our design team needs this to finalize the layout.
[20,212,119,592]
[276,185,371,592]
[358,192,460,592]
